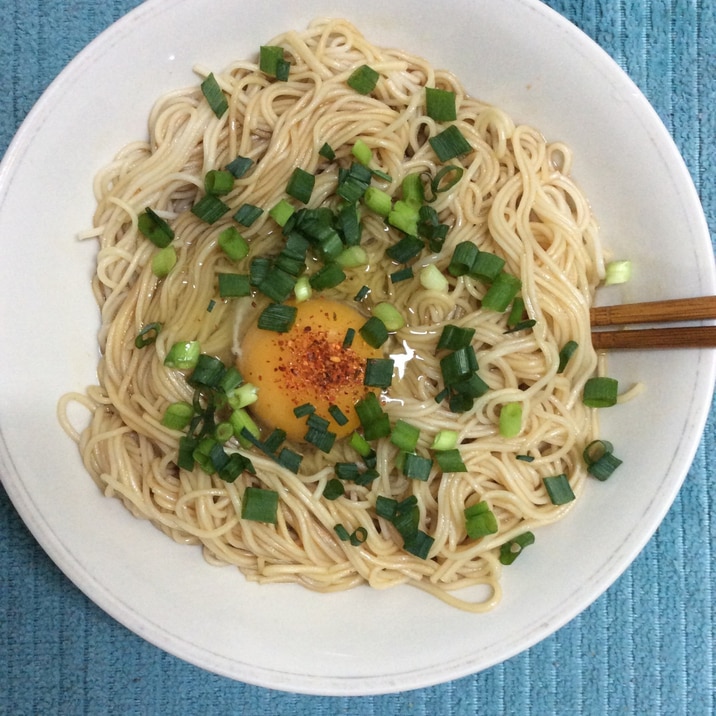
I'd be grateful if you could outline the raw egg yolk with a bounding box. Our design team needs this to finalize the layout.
[237,298,383,442]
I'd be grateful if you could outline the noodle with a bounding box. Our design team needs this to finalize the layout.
[60,19,603,612]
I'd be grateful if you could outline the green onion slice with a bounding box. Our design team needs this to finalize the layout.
[257,303,297,333]
[347,64,379,94]
[543,474,576,505]
[425,87,457,122]
[241,486,279,524]
[201,73,228,117]
[499,532,535,565]
[429,125,472,162]
[138,208,174,248]
[135,322,162,348]
[582,377,619,408]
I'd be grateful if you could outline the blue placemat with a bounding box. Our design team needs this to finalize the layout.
[1,1,714,713]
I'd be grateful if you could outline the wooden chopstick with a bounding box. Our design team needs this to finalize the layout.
[590,296,716,350]
[590,295,716,327]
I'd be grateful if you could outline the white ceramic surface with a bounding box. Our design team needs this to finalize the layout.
[0,0,714,696]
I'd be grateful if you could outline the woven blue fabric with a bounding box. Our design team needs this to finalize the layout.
[1,1,714,713]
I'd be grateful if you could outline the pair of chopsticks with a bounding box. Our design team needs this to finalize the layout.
[590,296,716,349]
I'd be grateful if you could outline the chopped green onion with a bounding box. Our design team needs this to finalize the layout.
[218,273,251,298]
[499,531,535,565]
[204,169,234,196]
[294,403,315,418]
[286,167,315,204]
[176,435,197,471]
[233,203,263,227]
[293,275,312,303]
[334,524,351,541]
[402,452,432,480]
[354,285,371,302]
[481,272,522,312]
[319,142,336,160]
[373,302,405,331]
[464,502,498,539]
[151,245,177,278]
[347,64,379,94]
[440,345,478,386]
[335,462,360,481]
[402,529,434,559]
[191,194,230,224]
[435,448,467,473]
[386,234,424,264]
[453,372,489,399]
[352,138,373,166]
[516,454,534,462]
[164,340,201,370]
[277,447,302,474]
[390,267,414,284]
[337,163,372,202]
[431,429,458,451]
[268,199,295,227]
[338,328,355,351]
[360,316,389,348]
[348,432,372,459]
[429,124,472,162]
[419,264,449,293]
[364,358,394,388]
[336,203,362,246]
[227,382,258,410]
[402,173,425,207]
[309,262,346,290]
[218,226,250,260]
[504,319,537,334]
[363,186,392,217]
[431,165,463,194]
[499,402,522,437]
[257,303,297,333]
[249,256,270,286]
[135,322,162,348]
[257,266,297,303]
[390,420,421,452]
[448,241,479,277]
[604,260,632,286]
[305,426,337,453]
[188,354,226,388]
[201,73,228,117]
[336,245,368,269]
[583,439,622,481]
[162,401,194,431]
[425,87,457,122]
[582,377,619,408]
[328,404,349,426]
[557,340,578,373]
[507,298,526,328]
[226,155,253,179]
[259,45,290,80]
[241,486,279,524]
[355,393,391,440]
[470,251,505,283]
[437,324,475,351]
[350,526,368,546]
[138,208,174,248]
[323,478,345,500]
[543,474,576,505]
[230,409,260,447]
[214,421,234,443]
[306,411,330,433]
[387,201,420,237]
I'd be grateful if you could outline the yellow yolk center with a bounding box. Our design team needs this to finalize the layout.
[237,298,382,442]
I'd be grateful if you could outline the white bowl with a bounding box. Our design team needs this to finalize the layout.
[0,0,713,696]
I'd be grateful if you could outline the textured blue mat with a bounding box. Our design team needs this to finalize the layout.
[1,1,715,713]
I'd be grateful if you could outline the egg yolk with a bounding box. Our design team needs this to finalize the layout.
[237,298,383,442]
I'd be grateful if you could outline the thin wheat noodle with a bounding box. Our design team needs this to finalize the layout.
[60,19,603,613]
